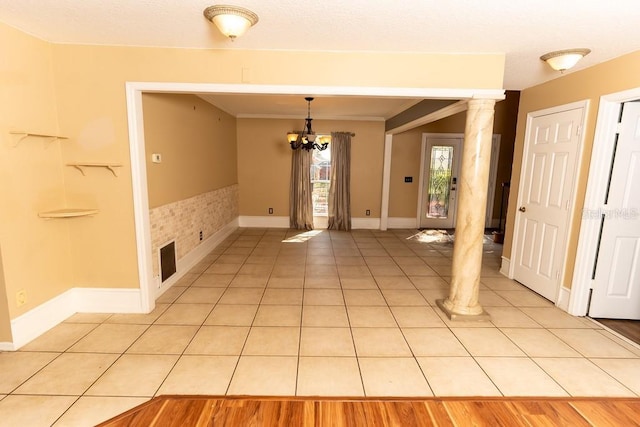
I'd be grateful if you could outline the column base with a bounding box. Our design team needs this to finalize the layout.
[436,299,491,322]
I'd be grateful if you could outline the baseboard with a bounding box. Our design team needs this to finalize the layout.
[8,285,149,350]
[387,217,418,229]
[500,256,511,278]
[556,286,571,312]
[351,217,381,229]
[157,219,239,296]
[238,216,382,230]
[238,216,289,228]
[73,288,143,313]
[9,289,77,350]
[0,342,14,351]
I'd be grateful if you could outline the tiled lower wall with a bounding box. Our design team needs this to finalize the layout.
[149,184,239,276]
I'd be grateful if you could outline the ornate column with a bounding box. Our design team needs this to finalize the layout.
[437,99,496,321]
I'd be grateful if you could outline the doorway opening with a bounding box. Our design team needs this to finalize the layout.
[418,133,500,230]
[570,89,640,321]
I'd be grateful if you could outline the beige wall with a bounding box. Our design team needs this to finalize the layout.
[143,93,237,208]
[503,50,640,289]
[237,119,385,218]
[0,247,12,342]
[0,23,73,324]
[388,91,520,221]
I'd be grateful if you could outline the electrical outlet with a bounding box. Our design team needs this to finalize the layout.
[199,230,203,241]
[268,208,273,215]
[366,209,371,216]
[16,289,26,307]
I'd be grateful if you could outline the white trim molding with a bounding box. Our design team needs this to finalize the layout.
[387,217,419,229]
[556,286,571,312]
[569,87,640,316]
[238,216,290,228]
[8,287,143,350]
[352,217,381,229]
[380,134,393,231]
[500,257,511,278]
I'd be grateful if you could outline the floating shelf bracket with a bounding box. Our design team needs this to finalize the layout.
[67,163,123,177]
[38,208,99,219]
[9,131,69,147]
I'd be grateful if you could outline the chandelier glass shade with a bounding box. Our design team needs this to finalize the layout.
[289,97,329,151]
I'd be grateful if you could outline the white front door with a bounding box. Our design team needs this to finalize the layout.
[513,107,584,302]
[420,138,462,229]
[589,102,640,319]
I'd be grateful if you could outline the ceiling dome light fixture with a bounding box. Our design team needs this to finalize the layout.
[540,48,591,72]
[287,97,329,151]
[203,5,258,40]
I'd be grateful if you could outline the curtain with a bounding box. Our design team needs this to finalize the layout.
[289,145,314,230]
[328,132,351,231]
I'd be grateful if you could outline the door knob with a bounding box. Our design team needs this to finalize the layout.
[519,206,526,212]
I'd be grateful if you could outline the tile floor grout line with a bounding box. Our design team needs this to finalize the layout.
[224,229,280,396]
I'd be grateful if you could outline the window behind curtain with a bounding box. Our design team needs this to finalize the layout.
[311,143,331,216]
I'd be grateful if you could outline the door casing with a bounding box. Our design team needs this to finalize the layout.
[570,88,640,316]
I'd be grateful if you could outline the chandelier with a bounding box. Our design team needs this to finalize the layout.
[287,97,329,151]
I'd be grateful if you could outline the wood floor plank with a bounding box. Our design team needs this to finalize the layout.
[423,401,455,427]
[594,318,640,345]
[97,396,640,427]
[570,400,640,427]
[510,401,590,427]
[444,400,528,426]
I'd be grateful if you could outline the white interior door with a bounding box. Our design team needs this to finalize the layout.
[420,138,462,229]
[513,107,584,302]
[589,102,640,319]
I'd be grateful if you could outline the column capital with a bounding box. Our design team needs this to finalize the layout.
[467,98,496,110]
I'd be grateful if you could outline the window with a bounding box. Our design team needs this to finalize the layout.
[311,140,331,215]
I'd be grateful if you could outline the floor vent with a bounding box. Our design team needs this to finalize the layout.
[160,241,177,283]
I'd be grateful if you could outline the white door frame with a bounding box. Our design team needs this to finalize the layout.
[569,88,640,316]
[417,133,500,229]
[509,100,589,307]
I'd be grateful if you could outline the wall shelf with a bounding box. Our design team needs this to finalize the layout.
[9,131,68,146]
[38,208,99,219]
[67,163,123,177]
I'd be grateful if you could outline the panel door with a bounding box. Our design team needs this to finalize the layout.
[589,102,640,319]
[513,108,584,301]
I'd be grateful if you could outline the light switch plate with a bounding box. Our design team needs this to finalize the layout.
[152,153,162,163]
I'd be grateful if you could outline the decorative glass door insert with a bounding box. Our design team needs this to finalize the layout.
[427,145,454,218]
[420,138,462,229]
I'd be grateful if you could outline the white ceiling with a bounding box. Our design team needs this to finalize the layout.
[196,94,423,121]
[2,0,640,119]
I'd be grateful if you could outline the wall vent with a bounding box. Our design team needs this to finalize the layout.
[159,241,177,283]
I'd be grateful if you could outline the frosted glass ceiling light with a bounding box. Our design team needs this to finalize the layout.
[540,48,591,72]
[203,5,258,40]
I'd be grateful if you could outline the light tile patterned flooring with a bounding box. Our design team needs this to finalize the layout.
[1,228,640,426]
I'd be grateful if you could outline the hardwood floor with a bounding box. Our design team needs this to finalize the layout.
[595,318,640,346]
[98,396,640,426]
